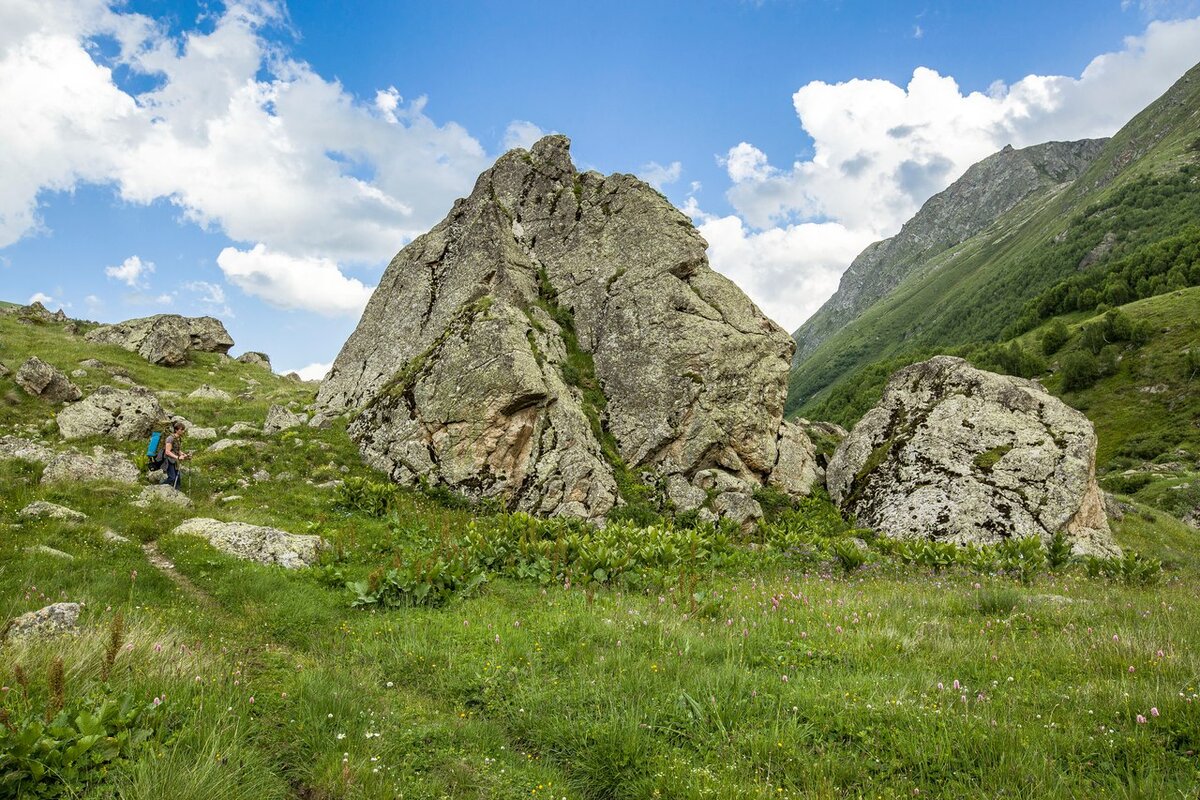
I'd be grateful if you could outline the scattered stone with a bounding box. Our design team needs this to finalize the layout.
[207,438,262,453]
[171,518,326,568]
[79,359,105,369]
[110,375,140,387]
[666,474,707,512]
[56,386,166,440]
[1103,492,1129,521]
[220,495,243,503]
[25,545,73,560]
[18,501,87,522]
[85,315,234,366]
[314,480,344,490]
[41,448,140,485]
[284,371,303,381]
[307,412,333,429]
[15,357,82,403]
[0,435,56,464]
[189,384,232,402]
[0,362,9,378]
[189,427,218,440]
[252,469,270,482]
[236,351,272,370]
[226,421,259,436]
[712,491,764,528]
[316,135,810,524]
[1138,384,1169,394]
[3,602,81,642]
[71,369,87,378]
[827,356,1118,557]
[132,484,194,508]
[263,405,306,434]
[103,529,131,544]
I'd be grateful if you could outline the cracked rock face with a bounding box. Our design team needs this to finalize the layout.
[56,386,165,440]
[85,315,234,366]
[318,135,817,522]
[827,356,1118,556]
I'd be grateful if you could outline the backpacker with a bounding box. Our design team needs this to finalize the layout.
[146,431,166,471]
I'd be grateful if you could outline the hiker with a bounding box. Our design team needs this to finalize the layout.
[162,421,191,490]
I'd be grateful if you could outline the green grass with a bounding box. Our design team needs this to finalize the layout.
[3,309,1200,798]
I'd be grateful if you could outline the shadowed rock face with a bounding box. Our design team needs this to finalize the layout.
[827,356,1117,557]
[319,135,817,521]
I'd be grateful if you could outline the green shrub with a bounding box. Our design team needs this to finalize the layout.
[1040,319,1070,355]
[996,537,1046,585]
[334,476,398,517]
[1083,551,1162,586]
[1061,350,1101,391]
[1046,530,1072,570]
[831,539,867,574]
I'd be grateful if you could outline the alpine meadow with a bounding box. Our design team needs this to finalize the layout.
[2,4,1200,799]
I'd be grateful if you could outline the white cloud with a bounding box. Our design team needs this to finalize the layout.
[502,120,548,151]
[105,254,154,287]
[185,280,226,305]
[217,243,373,317]
[727,17,1200,237]
[28,291,55,305]
[292,361,332,381]
[638,161,683,190]
[0,0,491,316]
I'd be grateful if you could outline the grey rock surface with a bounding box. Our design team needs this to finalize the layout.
[793,140,1108,364]
[56,386,165,440]
[236,351,272,369]
[41,448,140,485]
[226,422,259,436]
[26,545,73,560]
[85,315,234,366]
[133,484,194,508]
[15,356,81,403]
[768,420,821,498]
[317,135,810,522]
[0,435,56,464]
[189,384,232,401]
[263,404,307,434]
[172,518,325,568]
[3,602,81,642]
[207,438,259,453]
[827,356,1117,556]
[18,501,87,522]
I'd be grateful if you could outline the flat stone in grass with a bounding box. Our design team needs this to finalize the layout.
[0,435,56,464]
[25,545,73,560]
[171,518,326,569]
[226,421,259,436]
[19,500,87,522]
[3,602,81,642]
[41,448,140,485]
[103,529,132,544]
[133,484,194,508]
[189,384,232,401]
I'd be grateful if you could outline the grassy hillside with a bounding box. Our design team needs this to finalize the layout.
[2,309,1200,798]
[788,61,1200,414]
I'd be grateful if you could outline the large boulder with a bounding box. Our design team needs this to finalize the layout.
[0,435,56,464]
[236,351,272,370]
[85,315,234,366]
[55,386,165,440]
[15,357,81,403]
[827,356,1118,556]
[263,404,306,434]
[41,448,140,485]
[3,603,80,643]
[171,518,325,568]
[316,135,813,522]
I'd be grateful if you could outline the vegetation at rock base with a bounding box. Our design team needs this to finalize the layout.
[2,310,1200,798]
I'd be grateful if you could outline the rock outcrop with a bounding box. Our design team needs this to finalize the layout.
[263,405,307,435]
[827,356,1118,556]
[189,384,232,401]
[236,351,272,370]
[3,603,80,642]
[316,135,817,523]
[172,518,325,568]
[56,386,165,440]
[15,356,81,403]
[85,315,234,366]
[41,448,140,484]
[0,435,56,464]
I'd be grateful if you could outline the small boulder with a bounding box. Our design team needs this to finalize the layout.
[767,421,821,499]
[55,386,165,440]
[236,351,272,370]
[15,357,81,403]
[207,438,262,453]
[79,359,105,369]
[712,491,763,527]
[26,545,73,560]
[226,421,259,436]
[307,412,333,430]
[666,474,707,513]
[18,501,87,522]
[189,384,232,402]
[3,602,81,642]
[263,405,306,434]
[103,529,131,544]
[41,448,140,485]
[171,518,325,568]
[0,362,10,377]
[827,356,1118,557]
[132,484,194,508]
[0,435,56,464]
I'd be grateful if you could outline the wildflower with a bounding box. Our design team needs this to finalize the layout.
[249,696,255,704]
[153,643,162,653]
[1113,634,1119,642]
[337,733,346,740]
[1156,649,1165,658]
[1136,714,1147,724]
[781,675,788,683]
[937,682,944,691]
[953,680,961,690]
[1128,666,1135,674]
[1150,707,1160,717]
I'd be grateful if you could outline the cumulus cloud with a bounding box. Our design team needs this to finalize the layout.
[28,291,56,305]
[713,16,1200,331]
[638,161,683,190]
[292,361,332,381]
[216,243,373,317]
[726,17,1200,237]
[0,0,491,315]
[502,120,548,151]
[105,255,154,287]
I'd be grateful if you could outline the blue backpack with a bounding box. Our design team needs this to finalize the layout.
[146,431,166,470]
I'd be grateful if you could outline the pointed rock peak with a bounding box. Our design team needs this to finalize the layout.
[530,133,573,166]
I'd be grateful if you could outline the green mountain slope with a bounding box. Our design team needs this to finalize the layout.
[788,60,1200,414]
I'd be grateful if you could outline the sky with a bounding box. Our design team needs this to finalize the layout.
[2,1,1200,378]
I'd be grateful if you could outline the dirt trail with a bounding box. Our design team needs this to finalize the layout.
[141,540,215,607]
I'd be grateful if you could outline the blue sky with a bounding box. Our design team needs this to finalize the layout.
[3,0,1199,376]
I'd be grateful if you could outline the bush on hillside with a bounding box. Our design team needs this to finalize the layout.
[1040,319,1070,355]
[1061,350,1101,391]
